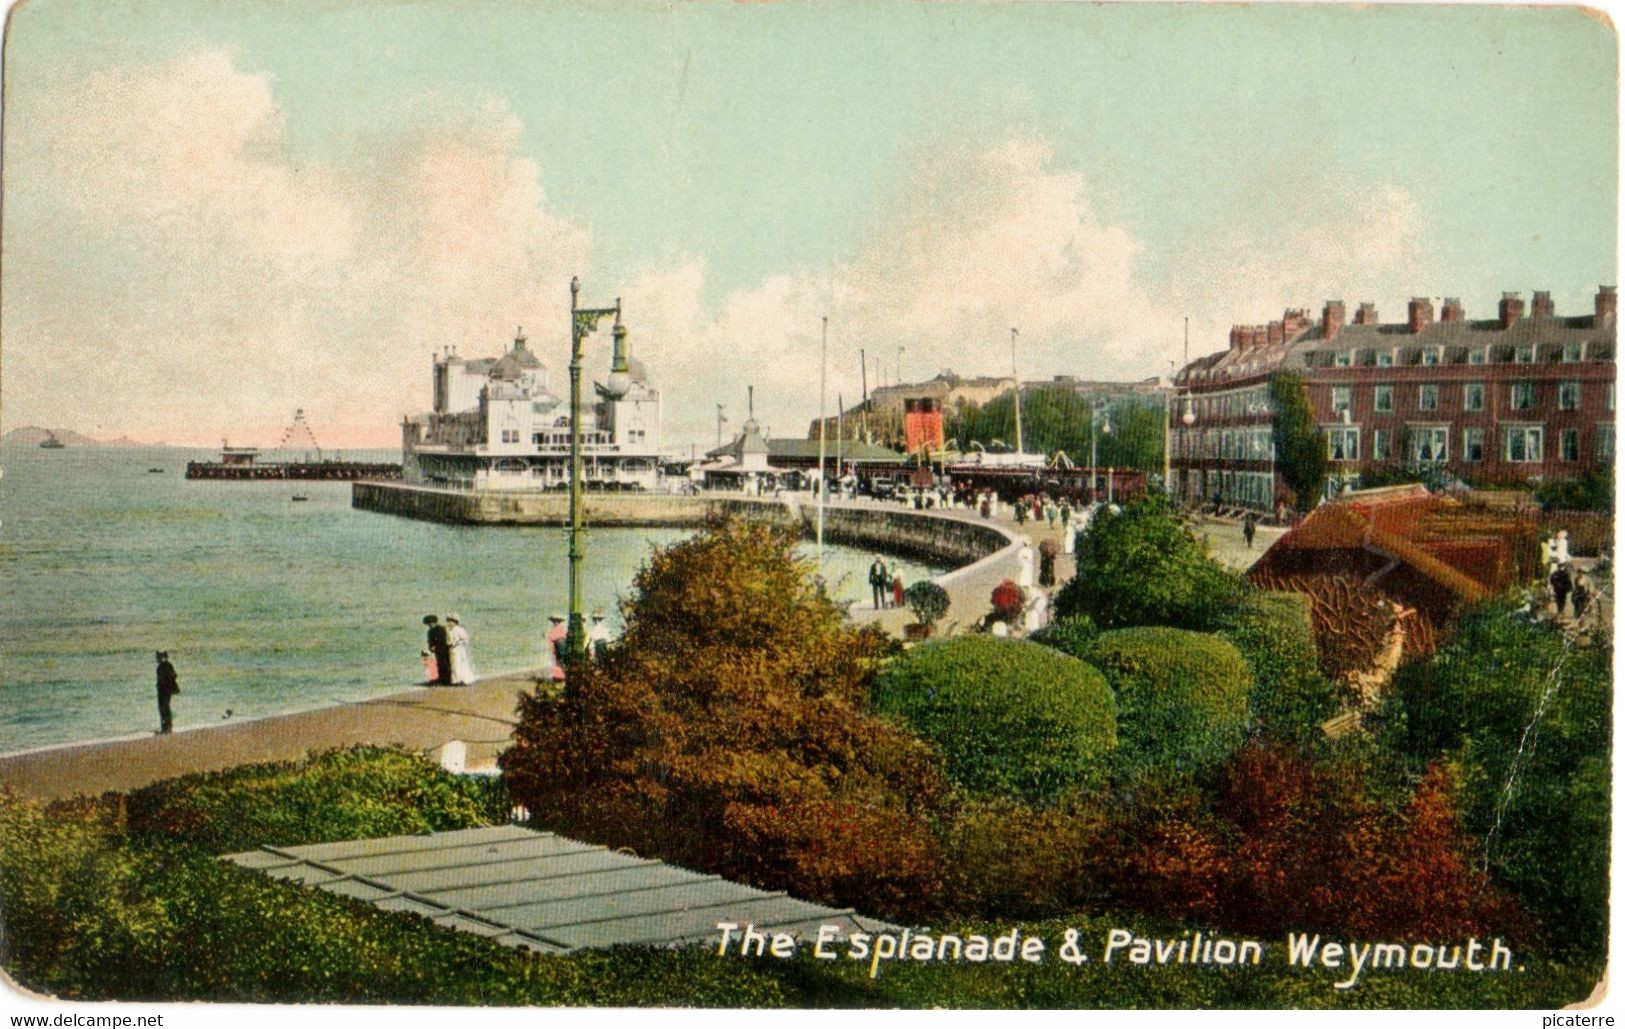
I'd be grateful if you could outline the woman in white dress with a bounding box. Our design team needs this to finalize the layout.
[446,614,479,685]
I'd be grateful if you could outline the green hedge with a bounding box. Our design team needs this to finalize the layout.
[1216,592,1338,744]
[1086,627,1252,774]
[1031,613,1100,661]
[124,746,509,853]
[872,636,1117,804]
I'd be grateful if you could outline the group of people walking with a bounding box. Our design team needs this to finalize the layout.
[421,614,478,686]
[868,556,907,610]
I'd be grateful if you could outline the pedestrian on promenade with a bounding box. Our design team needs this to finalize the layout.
[1060,501,1072,530]
[423,614,451,685]
[1046,501,1057,529]
[155,651,179,734]
[587,609,612,660]
[1572,574,1593,622]
[447,614,478,685]
[869,555,890,609]
[1014,500,1027,526]
[891,571,905,610]
[1550,564,1574,618]
[546,614,569,682]
[1212,490,1223,517]
[1017,540,1036,589]
[1243,512,1257,549]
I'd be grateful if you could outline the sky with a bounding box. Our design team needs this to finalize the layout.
[0,0,1617,447]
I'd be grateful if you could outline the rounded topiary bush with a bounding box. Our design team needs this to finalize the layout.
[1216,592,1337,744]
[872,636,1117,804]
[1085,627,1252,774]
[1032,613,1100,660]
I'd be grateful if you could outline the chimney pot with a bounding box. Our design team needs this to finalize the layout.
[1499,292,1525,329]
[1407,297,1434,334]
[1323,300,1346,341]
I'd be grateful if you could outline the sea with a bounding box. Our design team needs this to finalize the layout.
[0,445,944,754]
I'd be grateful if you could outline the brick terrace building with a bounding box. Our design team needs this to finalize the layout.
[1173,288,1617,510]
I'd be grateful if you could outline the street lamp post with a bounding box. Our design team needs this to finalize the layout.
[1010,328,1023,458]
[567,277,620,678]
[1090,400,1112,504]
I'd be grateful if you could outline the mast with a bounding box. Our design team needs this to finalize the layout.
[816,316,828,567]
[1011,328,1023,457]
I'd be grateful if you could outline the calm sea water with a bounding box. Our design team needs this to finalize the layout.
[0,445,942,753]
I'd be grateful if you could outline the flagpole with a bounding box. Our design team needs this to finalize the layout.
[817,316,828,569]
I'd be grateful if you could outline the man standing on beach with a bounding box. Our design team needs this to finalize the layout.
[423,615,451,685]
[155,651,179,734]
[868,556,889,609]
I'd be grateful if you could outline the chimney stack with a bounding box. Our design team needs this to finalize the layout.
[1499,292,1525,329]
[1267,320,1284,346]
[1407,297,1435,334]
[1441,298,1465,323]
[1532,290,1555,318]
[1250,325,1268,348]
[1354,302,1379,326]
[1283,308,1310,337]
[1230,325,1246,351]
[1322,300,1346,340]
[1597,285,1617,323]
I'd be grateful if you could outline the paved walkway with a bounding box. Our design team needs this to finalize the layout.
[1,501,1278,804]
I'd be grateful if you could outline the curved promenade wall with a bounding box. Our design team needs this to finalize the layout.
[351,481,1014,570]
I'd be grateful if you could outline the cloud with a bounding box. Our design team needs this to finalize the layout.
[627,138,1175,441]
[3,49,588,446]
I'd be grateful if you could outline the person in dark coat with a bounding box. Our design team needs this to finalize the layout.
[423,614,452,685]
[155,651,179,734]
[1549,564,1574,618]
[1243,512,1257,549]
[1572,574,1593,621]
[868,556,890,610]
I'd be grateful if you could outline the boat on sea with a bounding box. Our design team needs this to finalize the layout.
[148,467,165,474]
[291,494,310,502]
[39,431,65,449]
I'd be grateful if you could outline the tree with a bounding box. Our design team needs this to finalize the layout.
[499,517,948,920]
[1270,372,1328,512]
[957,387,1165,471]
[1054,495,1247,631]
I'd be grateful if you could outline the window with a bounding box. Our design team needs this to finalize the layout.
[1374,385,1393,413]
[1559,381,1581,411]
[1561,428,1580,461]
[1563,342,1583,363]
[1412,426,1449,463]
[1463,382,1485,412]
[1599,424,1616,461]
[1373,428,1390,462]
[1515,345,1536,364]
[1327,426,1360,461]
[1463,427,1484,462]
[499,428,520,444]
[1511,381,1536,410]
[1469,347,1487,366]
[1419,384,1439,411]
[1331,386,1351,414]
[1333,351,1351,367]
[1421,347,1442,366]
[1377,351,1395,368]
[1503,425,1544,463]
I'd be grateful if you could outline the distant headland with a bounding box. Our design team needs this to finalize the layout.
[1,426,158,447]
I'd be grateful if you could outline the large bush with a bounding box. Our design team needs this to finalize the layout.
[1216,592,1338,744]
[500,517,948,920]
[125,746,506,853]
[1085,627,1251,773]
[871,636,1117,804]
[1055,495,1247,631]
[1380,601,1611,959]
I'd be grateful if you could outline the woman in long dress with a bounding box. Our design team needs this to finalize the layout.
[446,614,479,685]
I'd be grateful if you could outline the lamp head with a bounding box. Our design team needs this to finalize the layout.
[1182,409,1196,427]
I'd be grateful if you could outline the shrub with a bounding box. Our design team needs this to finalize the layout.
[1031,613,1100,660]
[989,579,1025,623]
[1215,592,1338,744]
[1085,627,1251,773]
[1055,496,1247,631]
[903,580,951,628]
[500,517,948,921]
[1534,466,1613,513]
[125,746,506,853]
[871,636,1117,804]
[937,798,1110,918]
[1380,601,1611,959]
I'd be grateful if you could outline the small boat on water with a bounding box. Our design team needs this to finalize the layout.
[39,431,65,449]
[147,468,165,474]
[291,494,310,502]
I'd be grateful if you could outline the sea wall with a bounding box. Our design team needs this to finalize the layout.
[351,481,1012,568]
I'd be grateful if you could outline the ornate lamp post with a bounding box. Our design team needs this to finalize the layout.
[567,277,621,675]
[1090,399,1112,504]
